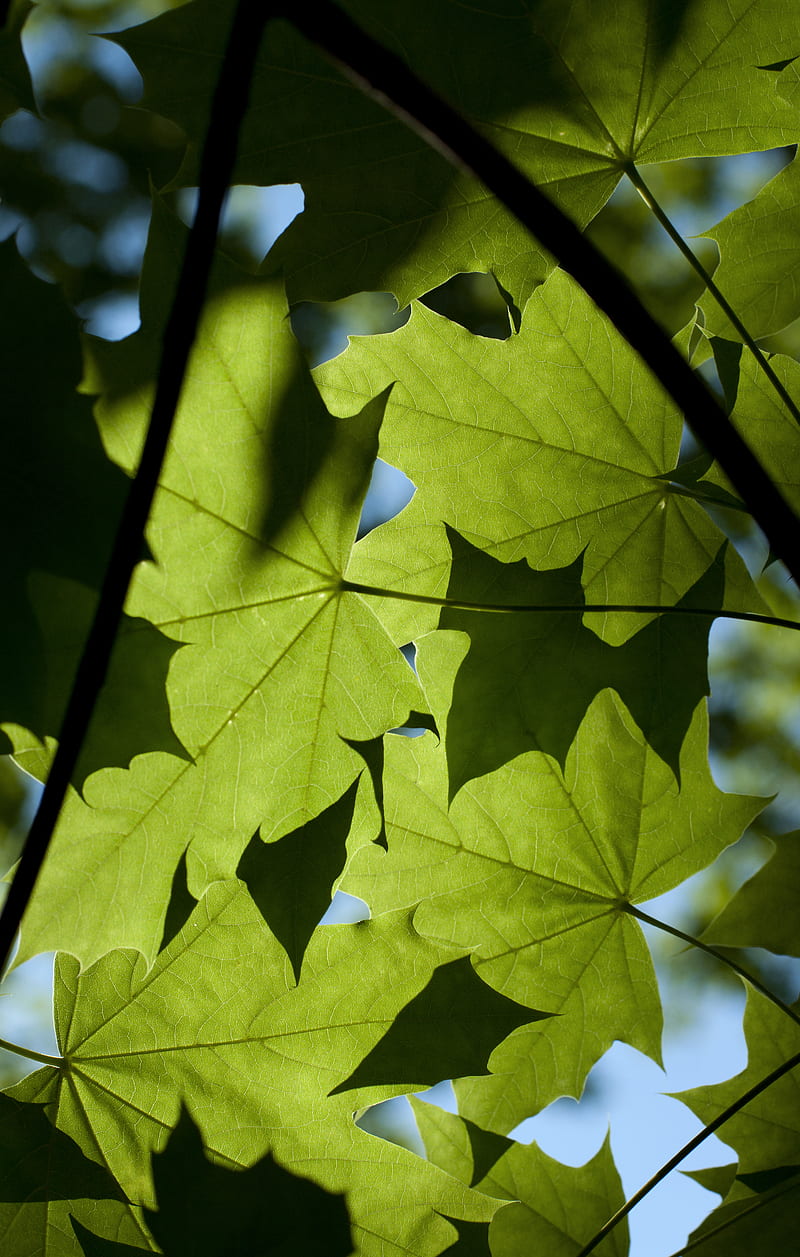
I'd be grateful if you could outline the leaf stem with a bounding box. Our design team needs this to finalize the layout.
[573,1048,800,1257]
[0,1035,62,1067]
[283,0,800,589]
[342,580,800,632]
[0,0,272,977]
[626,163,800,428]
[624,903,800,1028]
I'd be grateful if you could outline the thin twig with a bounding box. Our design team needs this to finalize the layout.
[0,0,272,977]
[573,1048,800,1256]
[281,0,800,588]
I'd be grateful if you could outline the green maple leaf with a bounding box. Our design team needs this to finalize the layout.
[331,955,549,1094]
[342,689,761,1130]
[699,152,800,342]
[0,238,127,752]
[435,1217,493,1257]
[16,210,422,967]
[440,528,722,794]
[0,894,534,1255]
[409,1100,513,1190]
[237,779,362,983]
[319,270,761,651]
[411,1102,628,1256]
[703,832,800,957]
[113,0,800,307]
[0,1093,126,1207]
[708,342,800,514]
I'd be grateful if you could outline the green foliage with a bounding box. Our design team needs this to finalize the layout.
[0,2,799,1255]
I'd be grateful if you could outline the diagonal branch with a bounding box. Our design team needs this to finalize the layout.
[573,1048,800,1257]
[280,0,800,590]
[0,0,272,976]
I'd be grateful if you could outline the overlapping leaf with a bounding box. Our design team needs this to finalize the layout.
[115,0,800,307]
[439,529,723,794]
[699,152,800,342]
[72,1108,353,1257]
[320,270,761,652]
[703,832,800,956]
[677,991,800,1252]
[15,210,422,967]
[342,685,761,1131]
[411,1100,628,1257]
[709,342,800,513]
[0,2,34,122]
[680,1165,800,1257]
[2,2,798,1251]
[1,882,541,1255]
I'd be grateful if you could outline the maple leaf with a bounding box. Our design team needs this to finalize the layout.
[703,831,800,957]
[320,270,762,651]
[113,0,800,308]
[699,152,800,343]
[439,528,723,793]
[72,1108,353,1257]
[0,892,540,1254]
[675,991,800,1255]
[343,691,761,1130]
[411,1101,629,1256]
[16,206,422,967]
[709,342,800,514]
[0,243,181,777]
[0,2,34,122]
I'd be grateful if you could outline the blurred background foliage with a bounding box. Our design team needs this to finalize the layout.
[0,0,798,1120]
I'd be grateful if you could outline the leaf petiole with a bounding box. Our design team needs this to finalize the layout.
[624,903,800,1028]
[0,1035,62,1068]
[342,580,800,632]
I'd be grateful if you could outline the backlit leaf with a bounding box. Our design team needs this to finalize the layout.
[115,0,800,307]
[320,270,761,650]
[4,896,512,1255]
[343,690,761,1130]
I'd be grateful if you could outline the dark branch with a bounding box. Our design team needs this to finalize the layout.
[282,0,800,589]
[0,0,271,974]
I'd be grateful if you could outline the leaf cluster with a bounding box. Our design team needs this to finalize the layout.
[0,2,799,1255]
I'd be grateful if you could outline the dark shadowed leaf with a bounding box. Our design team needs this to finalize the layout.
[412,1104,628,1257]
[436,1217,493,1257]
[441,529,723,794]
[117,0,800,306]
[331,956,550,1094]
[146,1108,352,1257]
[0,1094,125,1204]
[237,778,361,981]
[411,1100,513,1189]
[703,832,800,956]
[158,850,197,953]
